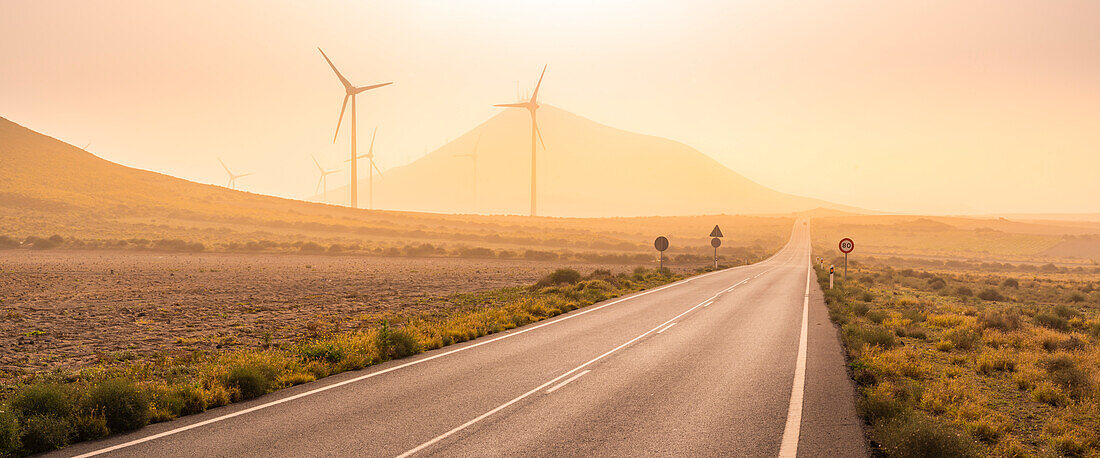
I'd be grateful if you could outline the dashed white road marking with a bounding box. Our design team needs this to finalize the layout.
[656,322,677,334]
[545,370,590,394]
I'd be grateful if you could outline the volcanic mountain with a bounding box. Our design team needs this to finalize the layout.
[319,105,858,216]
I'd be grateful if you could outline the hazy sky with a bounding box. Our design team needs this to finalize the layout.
[3,0,1099,214]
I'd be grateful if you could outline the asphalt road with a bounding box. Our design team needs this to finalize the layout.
[57,221,866,457]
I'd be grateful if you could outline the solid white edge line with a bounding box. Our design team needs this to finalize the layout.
[778,236,811,458]
[397,294,719,457]
[656,322,677,334]
[73,247,785,458]
[544,370,591,394]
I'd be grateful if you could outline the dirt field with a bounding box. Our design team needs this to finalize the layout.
[0,250,666,375]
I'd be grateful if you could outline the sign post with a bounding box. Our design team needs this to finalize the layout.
[709,225,723,271]
[654,236,669,272]
[711,237,721,270]
[838,238,854,280]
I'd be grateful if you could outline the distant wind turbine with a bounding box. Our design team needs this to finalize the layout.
[218,158,252,190]
[345,127,384,209]
[81,142,91,151]
[318,47,392,210]
[312,155,340,203]
[495,65,547,217]
[454,131,482,213]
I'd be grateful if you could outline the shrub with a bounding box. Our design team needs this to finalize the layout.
[979,309,1021,331]
[1066,292,1086,303]
[0,407,19,456]
[866,309,888,324]
[1031,382,1067,406]
[375,322,422,361]
[956,286,973,297]
[224,366,273,401]
[843,324,898,350]
[11,384,73,418]
[945,328,982,351]
[81,379,150,433]
[71,413,109,441]
[299,242,325,253]
[872,413,978,458]
[1052,304,1079,319]
[977,289,1005,301]
[1043,355,1093,399]
[24,235,61,249]
[1035,313,1069,331]
[19,414,71,453]
[928,277,947,290]
[859,388,907,423]
[1001,278,1019,288]
[0,235,18,249]
[536,268,582,287]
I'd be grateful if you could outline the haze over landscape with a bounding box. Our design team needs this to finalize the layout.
[3,0,1099,215]
[3,2,1100,457]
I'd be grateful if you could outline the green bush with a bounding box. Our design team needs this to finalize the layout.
[858,390,907,423]
[1035,313,1069,331]
[843,324,898,350]
[224,366,273,401]
[1001,278,1019,288]
[300,341,348,364]
[977,289,1005,301]
[956,286,974,297]
[537,268,583,287]
[19,414,71,453]
[0,407,20,456]
[375,322,422,360]
[81,379,150,433]
[944,328,982,351]
[872,413,978,458]
[11,384,73,418]
[978,309,1021,331]
[71,413,109,442]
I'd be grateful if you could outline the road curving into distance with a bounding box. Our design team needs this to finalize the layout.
[57,219,867,457]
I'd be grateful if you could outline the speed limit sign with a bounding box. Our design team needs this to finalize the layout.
[839,238,854,254]
[838,237,854,280]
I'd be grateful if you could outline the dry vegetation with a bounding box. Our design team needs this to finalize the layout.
[0,266,706,455]
[819,255,1100,456]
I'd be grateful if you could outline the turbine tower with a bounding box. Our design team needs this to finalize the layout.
[495,65,547,217]
[218,158,252,190]
[345,127,385,209]
[312,155,340,203]
[318,48,392,209]
[454,131,482,213]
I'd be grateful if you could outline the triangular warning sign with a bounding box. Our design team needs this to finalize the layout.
[709,225,723,237]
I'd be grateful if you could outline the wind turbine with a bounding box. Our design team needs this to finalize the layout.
[312,155,340,203]
[318,47,392,210]
[218,158,252,190]
[495,65,547,217]
[345,127,384,209]
[454,131,482,213]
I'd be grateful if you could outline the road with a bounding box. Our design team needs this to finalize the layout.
[58,221,866,457]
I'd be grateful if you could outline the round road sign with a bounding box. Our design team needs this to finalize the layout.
[839,238,854,254]
[654,236,669,252]
[711,237,721,248]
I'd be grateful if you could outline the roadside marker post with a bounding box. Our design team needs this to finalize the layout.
[654,236,669,272]
[839,238,854,280]
[829,265,834,289]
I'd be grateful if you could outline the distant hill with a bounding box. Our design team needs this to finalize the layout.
[318,105,862,217]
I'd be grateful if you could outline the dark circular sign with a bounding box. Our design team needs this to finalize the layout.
[839,238,854,254]
[654,236,669,252]
[711,237,721,248]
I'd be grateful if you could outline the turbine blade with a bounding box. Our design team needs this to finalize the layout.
[218,158,232,176]
[494,103,527,108]
[535,121,546,149]
[353,82,393,94]
[368,127,377,156]
[334,94,350,143]
[318,48,353,91]
[316,177,323,194]
[312,155,323,172]
[531,64,547,103]
[372,159,384,178]
[238,173,253,178]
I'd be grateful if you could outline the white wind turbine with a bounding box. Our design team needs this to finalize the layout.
[494,65,547,217]
[218,158,252,190]
[312,155,340,203]
[318,47,392,210]
[345,127,384,209]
